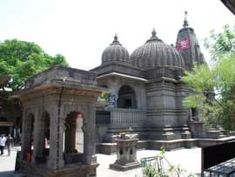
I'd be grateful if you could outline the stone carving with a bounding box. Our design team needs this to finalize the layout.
[107,94,117,108]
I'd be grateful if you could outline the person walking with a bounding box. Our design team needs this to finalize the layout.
[6,134,13,156]
[0,134,7,155]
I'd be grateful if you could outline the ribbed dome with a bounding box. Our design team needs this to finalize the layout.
[130,30,184,69]
[102,35,130,64]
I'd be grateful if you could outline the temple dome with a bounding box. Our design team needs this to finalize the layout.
[130,29,184,69]
[102,35,130,64]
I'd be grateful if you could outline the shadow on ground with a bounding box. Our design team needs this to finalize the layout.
[0,171,14,177]
[0,171,26,177]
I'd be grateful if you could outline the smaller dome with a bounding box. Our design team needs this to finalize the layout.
[102,35,130,64]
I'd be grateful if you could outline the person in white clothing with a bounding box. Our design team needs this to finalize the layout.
[0,134,7,155]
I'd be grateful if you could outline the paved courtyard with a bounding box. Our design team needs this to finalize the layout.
[0,147,201,177]
[97,148,201,177]
[0,147,19,177]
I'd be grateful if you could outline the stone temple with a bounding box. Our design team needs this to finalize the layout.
[93,13,206,153]
[15,13,232,177]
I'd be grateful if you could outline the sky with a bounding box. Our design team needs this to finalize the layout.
[0,0,234,70]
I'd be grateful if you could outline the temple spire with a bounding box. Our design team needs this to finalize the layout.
[183,11,189,28]
[176,11,206,70]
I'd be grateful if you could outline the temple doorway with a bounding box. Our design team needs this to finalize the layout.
[117,85,137,109]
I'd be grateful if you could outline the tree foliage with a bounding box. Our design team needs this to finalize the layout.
[204,25,235,61]
[183,25,235,130]
[0,39,67,91]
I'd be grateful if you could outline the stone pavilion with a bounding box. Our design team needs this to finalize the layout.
[15,66,103,177]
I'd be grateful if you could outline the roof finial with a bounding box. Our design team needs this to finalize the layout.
[146,28,162,43]
[183,11,189,28]
[152,28,156,37]
[111,33,121,45]
[114,33,118,42]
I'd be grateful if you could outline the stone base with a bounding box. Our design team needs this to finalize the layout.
[206,128,226,139]
[97,139,196,154]
[97,136,235,154]
[109,161,140,171]
[17,160,98,177]
[104,127,192,142]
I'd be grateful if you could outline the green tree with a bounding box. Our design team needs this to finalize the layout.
[204,24,235,61]
[0,39,67,91]
[183,25,235,130]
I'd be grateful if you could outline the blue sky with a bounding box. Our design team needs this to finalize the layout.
[0,0,234,70]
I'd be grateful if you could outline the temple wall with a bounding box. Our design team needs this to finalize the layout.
[146,80,188,128]
[110,108,146,129]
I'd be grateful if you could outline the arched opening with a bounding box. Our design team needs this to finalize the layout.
[42,112,50,146]
[117,85,137,109]
[76,113,84,153]
[42,112,50,161]
[64,111,84,164]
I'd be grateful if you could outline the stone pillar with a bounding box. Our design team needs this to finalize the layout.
[32,108,44,163]
[188,121,204,138]
[21,110,28,160]
[70,118,76,152]
[47,106,64,169]
[187,109,192,122]
[84,104,96,164]
[21,110,34,161]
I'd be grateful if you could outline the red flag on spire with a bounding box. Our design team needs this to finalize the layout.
[176,37,190,50]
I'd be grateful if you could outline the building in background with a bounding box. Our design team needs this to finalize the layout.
[0,75,16,136]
